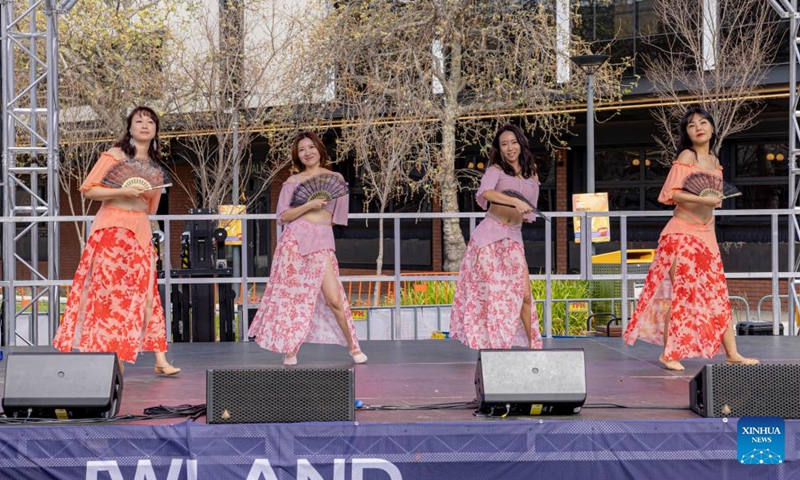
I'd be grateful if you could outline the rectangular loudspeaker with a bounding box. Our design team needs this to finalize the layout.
[690,364,800,418]
[206,366,355,424]
[475,349,586,416]
[2,352,122,419]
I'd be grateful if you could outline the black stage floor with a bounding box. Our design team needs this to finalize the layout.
[0,336,797,423]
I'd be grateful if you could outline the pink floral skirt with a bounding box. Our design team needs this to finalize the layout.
[248,228,360,354]
[450,237,542,350]
[623,233,731,360]
[53,227,167,363]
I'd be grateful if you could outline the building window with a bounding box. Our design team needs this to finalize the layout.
[574,0,789,76]
[731,142,788,210]
[595,147,669,210]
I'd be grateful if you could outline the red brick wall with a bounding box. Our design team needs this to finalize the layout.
[431,199,443,271]
[727,278,788,321]
[269,165,293,254]
[555,149,568,274]
[165,163,196,268]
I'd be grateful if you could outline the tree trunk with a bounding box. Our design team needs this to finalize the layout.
[373,210,385,306]
[440,116,466,271]
[439,34,467,272]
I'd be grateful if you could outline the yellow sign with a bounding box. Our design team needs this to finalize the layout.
[569,301,588,313]
[218,205,246,246]
[351,309,368,321]
[572,193,611,243]
[529,404,543,415]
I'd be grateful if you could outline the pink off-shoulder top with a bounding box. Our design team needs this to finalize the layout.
[275,173,349,256]
[81,152,162,250]
[470,166,540,249]
[657,159,724,256]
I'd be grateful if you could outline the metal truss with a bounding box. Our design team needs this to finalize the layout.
[1,0,61,345]
[769,0,800,335]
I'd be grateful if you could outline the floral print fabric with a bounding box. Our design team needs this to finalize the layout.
[623,233,731,360]
[450,236,543,350]
[54,227,168,363]
[247,227,360,354]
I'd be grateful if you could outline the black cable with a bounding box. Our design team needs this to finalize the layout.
[583,403,692,411]
[0,414,144,425]
[143,404,206,419]
[359,400,478,411]
[0,403,207,425]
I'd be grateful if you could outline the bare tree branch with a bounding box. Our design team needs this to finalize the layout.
[286,0,627,270]
[644,0,780,162]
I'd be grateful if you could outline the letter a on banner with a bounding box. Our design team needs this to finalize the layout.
[246,459,279,480]
[298,459,346,480]
[86,461,124,480]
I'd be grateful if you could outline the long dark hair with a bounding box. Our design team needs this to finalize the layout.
[678,107,718,154]
[112,106,161,162]
[488,124,537,178]
[291,131,329,171]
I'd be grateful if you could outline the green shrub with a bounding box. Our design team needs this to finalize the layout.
[381,279,591,336]
[531,280,590,336]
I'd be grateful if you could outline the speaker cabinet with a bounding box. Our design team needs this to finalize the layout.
[475,349,586,416]
[690,363,800,418]
[2,352,122,419]
[206,367,355,424]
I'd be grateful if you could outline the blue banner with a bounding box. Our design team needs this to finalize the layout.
[0,419,798,479]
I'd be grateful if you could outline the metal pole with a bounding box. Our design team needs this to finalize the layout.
[393,217,401,340]
[586,73,595,194]
[47,2,61,339]
[232,111,240,204]
[772,213,781,334]
[544,216,552,338]
[240,213,249,341]
[1,0,13,345]
[788,0,799,336]
[231,110,241,299]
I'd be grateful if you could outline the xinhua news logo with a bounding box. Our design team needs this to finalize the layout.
[737,417,785,465]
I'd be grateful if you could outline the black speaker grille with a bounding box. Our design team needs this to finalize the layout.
[206,367,355,424]
[708,364,800,418]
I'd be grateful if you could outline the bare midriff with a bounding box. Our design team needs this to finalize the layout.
[675,201,714,225]
[298,208,333,225]
[103,197,148,212]
[487,204,523,226]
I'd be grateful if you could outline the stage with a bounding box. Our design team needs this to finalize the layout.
[0,337,798,478]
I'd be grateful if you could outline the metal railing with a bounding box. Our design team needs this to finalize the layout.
[1,208,796,345]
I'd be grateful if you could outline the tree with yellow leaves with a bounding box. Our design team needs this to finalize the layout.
[57,0,175,247]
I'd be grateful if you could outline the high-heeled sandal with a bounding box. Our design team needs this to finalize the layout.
[154,363,181,376]
[283,354,298,366]
[349,349,368,364]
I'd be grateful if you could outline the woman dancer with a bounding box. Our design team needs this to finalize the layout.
[248,131,367,365]
[450,124,543,350]
[623,107,759,371]
[54,106,180,375]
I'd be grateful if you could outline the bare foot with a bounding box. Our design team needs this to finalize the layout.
[659,355,685,371]
[726,355,759,365]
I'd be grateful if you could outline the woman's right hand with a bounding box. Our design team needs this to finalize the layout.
[119,185,147,198]
[701,194,723,207]
[514,198,532,215]
[306,198,328,210]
